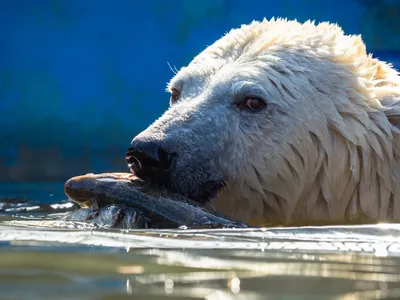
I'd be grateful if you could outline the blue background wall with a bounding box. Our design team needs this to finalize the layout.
[1,0,400,182]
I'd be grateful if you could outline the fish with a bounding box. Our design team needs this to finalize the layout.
[62,204,150,229]
[64,172,247,229]
[66,206,97,222]
[90,205,149,229]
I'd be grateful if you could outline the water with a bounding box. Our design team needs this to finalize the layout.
[1,185,400,299]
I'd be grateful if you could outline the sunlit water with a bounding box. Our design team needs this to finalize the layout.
[1,183,400,299]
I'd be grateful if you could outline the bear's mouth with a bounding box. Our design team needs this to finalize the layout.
[131,169,225,204]
[148,177,225,205]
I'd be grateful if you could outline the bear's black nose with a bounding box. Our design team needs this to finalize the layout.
[125,140,175,183]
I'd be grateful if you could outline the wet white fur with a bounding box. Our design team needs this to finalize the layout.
[168,18,400,225]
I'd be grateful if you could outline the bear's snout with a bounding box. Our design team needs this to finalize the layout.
[125,139,176,184]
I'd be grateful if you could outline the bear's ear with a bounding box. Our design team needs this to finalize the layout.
[388,114,400,130]
[381,96,400,132]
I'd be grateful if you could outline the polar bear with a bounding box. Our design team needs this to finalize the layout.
[125,18,400,226]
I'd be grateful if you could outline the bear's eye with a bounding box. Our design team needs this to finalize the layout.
[240,97,266,111]
[170,88,181,103]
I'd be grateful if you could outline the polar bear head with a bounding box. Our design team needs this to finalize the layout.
[127,18,400,225]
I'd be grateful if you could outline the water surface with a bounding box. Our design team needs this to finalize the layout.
[1,185,400,299]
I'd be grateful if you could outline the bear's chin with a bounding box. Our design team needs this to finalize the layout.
[161,178,225,204]
[183,179,225,204]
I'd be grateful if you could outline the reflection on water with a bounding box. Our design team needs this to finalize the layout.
[1,215,400,299]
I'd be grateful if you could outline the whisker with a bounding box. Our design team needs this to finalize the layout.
[167,61,177,75]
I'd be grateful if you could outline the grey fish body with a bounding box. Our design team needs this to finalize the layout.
[92,205,122,228]
[65,205,149,229]
[66,207,97,222]
[121,207,149,229]
[64,173,247,229]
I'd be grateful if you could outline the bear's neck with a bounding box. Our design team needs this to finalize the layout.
[211,129,400,227]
